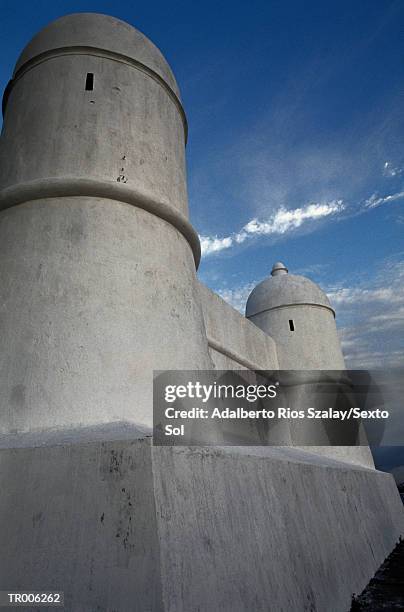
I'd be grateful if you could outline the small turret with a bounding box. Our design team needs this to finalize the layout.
[246,262,345,369]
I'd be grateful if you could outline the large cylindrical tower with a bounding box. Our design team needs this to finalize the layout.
[0,13,212,433]
[246,261,345,369]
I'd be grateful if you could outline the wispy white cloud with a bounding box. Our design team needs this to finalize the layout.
[216,282,257,313]
[328,259,404,368]
[200,187,404,258]
[244,201,343,234]
[199,236,233,256]
[365,190,404,209]
[383,161,403,178]
[327,286,403,306]
[200,200,343,256]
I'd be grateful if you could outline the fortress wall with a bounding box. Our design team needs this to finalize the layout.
[155,445,404,612]
[199,282,279,370]
[1,435,403,611]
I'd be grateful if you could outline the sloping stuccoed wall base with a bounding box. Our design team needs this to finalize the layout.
[0,433,403,612]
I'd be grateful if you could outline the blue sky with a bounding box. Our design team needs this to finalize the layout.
[1,1,403,467]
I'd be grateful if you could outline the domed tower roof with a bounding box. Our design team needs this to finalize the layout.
[12,13,180,98]
[245,262,334,318]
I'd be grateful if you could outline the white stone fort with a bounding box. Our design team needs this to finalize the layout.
[0,13,403,611]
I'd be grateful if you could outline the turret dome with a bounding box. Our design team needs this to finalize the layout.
[245,262,334,318]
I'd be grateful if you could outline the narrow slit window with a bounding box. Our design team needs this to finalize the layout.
[289,319,295,332]
[85,73,94,91]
